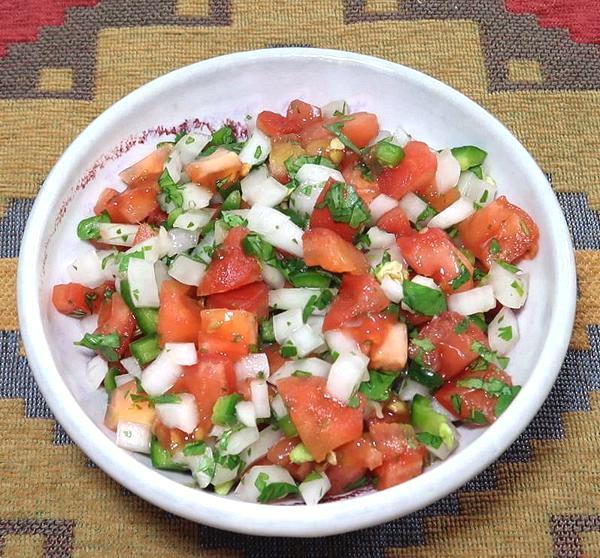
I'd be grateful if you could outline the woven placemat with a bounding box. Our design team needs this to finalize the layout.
[1,1,598,556]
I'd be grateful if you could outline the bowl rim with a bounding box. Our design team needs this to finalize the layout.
[17,47,576,538]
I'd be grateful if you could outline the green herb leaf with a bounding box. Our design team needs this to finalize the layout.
[402,280,447,316]
[412,337,435,352]
[151,394,182,405]
[280,343,298,358]
[183,441,208,456]
[210,126,234,146]
[284,155,336,177]
[511,280,525,297]
[373,140,405,168]
[292,370,312,378]
[221,212,248,228]
[359,370,399,401]
[495,385,521,417]
[451,394,462,415]
[104,367,119,393]
[415,431,443,449]
[489,238,501,255]
[468,409,488,425]
[407,360,444,390]
[317,181,370,228]
[212,393,242,426]
[471,341,510,369]
[450,263,471,290]
[344,476,370,491]
[222,190,242,211]
[75,332,120,362]
[158,169,183,208]
[497,260,520,273]
[302,289,334,321]
[77,211,111,240]
[498,326,513,341]
[257,481,299,503]
[454,318,470,334]
[323,119,362,155]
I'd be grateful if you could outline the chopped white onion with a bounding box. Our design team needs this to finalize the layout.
[326,352,368,404]
[250,380,271,419]
[246,205,303,257]
[289,182,325,217]
[154,260,170,291]
[287,324,324,358]
[397,378,430,401]
[97,223,139,246]
[295,163,344,186]
[447,285,496,315]
[323,330,360,355]
[242,173,288,208]
[434,149,461,194]
[167,228,200,255]
[369,194,398,223]
[116,421,152,454]
[127,258,159,308]
[270,394,288,418]
[239,424,284,467]
[180,182,212,210]
[307,315,325,335]
[165,151,182,183]
[398,193,430,224]
[235,465,296,503]
[168,254,206,286]
[411,275,442,291]
[68,249,113,289]
[173,132,211,165]
[488,262,529,309]
[367,226,396,249]
[86,355,108,390]
[273,308,304,344]
[173,208,216,231]
[269,288,333,314]
[236,400,257,428]
[222,426,260,455]
[164,342,198,365]
[427,422,460,461]
[261,264,286,289]
[380,277,404,303]
[321,100,347,119]
[120,356,142,378]
[213,220,228,245]
[488,307,520,355]
[141,350,182,396]
[427,197,476,229]
[458,171,497,207]
[211,457,240,486]
[239,128,271,166]
[268,357,331,385]
[115,373,135,387]
[392,127,411,147]
[299,472,331,505]
[234,353,270,382]
[155,393,199,434]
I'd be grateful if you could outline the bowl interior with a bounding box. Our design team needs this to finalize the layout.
[20,49,575,536]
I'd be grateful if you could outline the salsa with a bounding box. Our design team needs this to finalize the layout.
[53,99,538,504]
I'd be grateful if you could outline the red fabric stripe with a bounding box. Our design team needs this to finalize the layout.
[0,0,98,56]
[506,0,600,45]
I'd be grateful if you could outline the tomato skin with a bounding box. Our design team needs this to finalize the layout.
[119,145,172,188]
[94,188,119,216]
[198,227,262,296]
[418,183,460,212]
[377,207,412,236]
[378,141,437,200]
[268,141,305,183]
[266,436,315,482]
[157,280,204,345]
[300,112,379,149]
[257,112,302,138]
[145,206,168,226]
[263,343,287,373]
[457,196,539,269]
[179,355,236,437]
[397,228,474,293]
[341,312,395,354]
[323,274,389,331]
[197,308,258,361]
[102,183,161,224]
[409,311,488,380]
[186,148,244,192]
[341,152,380,205]
[52,283,94,317]
[326,436,383,495]
[132,223,157,245]
[206,281,269,321]
[96,292,137,358]
[277,376,365,462]
[435,365,513,425]
[286,99,322,128]
[373,452,424,491]
[309,179,358,242]
[303,228,369,276]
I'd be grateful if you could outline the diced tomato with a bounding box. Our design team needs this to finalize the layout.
[303,228,368,276]
[286,99,322,129]
[341,312,395,354]
[104,380,155,431]
[435,365,514,425]
[152,421,204,454]
[90,281,116,314]
[179,354,236,437]
[132,223,157,245]
[263,343,287,373]
[206,281,269,320]
[397,228,474,293]
[268,141,305,183]
[118,145,172,188]
[341,152,380,204]
[96,292,136,358]
[377,207,412,236]
[186,148,244,192]
[102,183,161,224]
[52,283,94,318]
[309,179,359,242]
[198,227,262,296]
[277,376,364,462]
[378,141,437,200]
[257,112,302,138]
[266,436,315,482]
[326,436,383,495]
[418,183,460,212]
[369,422,426,490]
[300,112,379,150]
[369,322,408,370]
[197,308,258,361]
[157,280,203,345]
[409,311,488,380]
[323,274,389,331]
[457,196,539,269]
[145,206,168,226]
[94,188,119,216]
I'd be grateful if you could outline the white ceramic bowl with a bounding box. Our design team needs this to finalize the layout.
[17,48,576,537]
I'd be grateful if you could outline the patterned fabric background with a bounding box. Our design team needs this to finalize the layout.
[0,0,598,556]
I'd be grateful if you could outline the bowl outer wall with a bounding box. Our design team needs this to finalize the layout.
[17,48,576,537]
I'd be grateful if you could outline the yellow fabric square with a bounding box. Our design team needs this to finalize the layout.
[3,533,45,558]
[0,258,17,331]
[580,530,600,557]
[39,68,73,92]
[176,0,210,18]
[507,59,543,83]
[365,0,399,13]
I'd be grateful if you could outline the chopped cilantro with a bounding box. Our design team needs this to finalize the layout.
[323,119,362,155]
[359,370,399,401]
[317,181,370,228]
[75,332,120,362]
[489,238,501,255]
[415,432,443,449]
[498,325,513,341]
[402,280,447,316]
[450,263,471,290]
